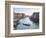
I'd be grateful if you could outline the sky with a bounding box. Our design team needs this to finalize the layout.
[13,8,39,16]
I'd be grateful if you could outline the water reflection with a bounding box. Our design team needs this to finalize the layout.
[14,17,39,30]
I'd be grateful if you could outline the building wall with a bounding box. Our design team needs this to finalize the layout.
[14,13,25,19]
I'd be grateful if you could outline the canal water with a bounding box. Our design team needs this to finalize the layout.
[15,17,39,30]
